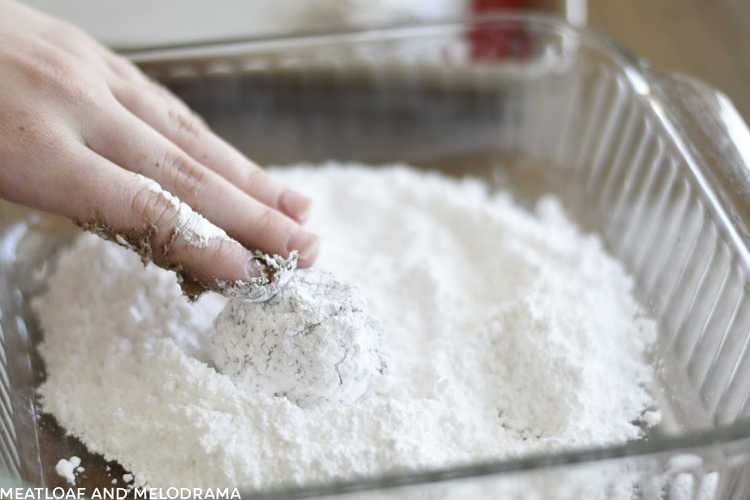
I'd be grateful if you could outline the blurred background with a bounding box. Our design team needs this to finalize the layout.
[23,0,750,121]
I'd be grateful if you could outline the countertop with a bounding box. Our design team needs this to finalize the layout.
[588,1,750,124]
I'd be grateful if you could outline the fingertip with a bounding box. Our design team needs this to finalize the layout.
[287,228,319,268]
[279,189,312,223]
[298,240,319,268]
[174,237,253,285]
[245,255,264,279]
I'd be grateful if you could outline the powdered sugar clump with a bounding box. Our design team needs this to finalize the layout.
[55,456,81,485]
[35,164,659,494]
[212,268,386,407]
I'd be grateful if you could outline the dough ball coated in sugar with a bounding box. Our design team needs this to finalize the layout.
[211,269,386,407]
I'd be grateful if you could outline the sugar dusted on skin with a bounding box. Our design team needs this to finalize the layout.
[134,173,230,248]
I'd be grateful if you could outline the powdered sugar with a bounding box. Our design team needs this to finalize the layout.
[35,163,659,494]
[135,173,229,248]
[55,456,81,485]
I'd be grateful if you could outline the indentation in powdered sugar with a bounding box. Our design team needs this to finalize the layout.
[136,174,230,248]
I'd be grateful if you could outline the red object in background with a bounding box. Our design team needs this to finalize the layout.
[473,0,529,9]
[468,0,535,60]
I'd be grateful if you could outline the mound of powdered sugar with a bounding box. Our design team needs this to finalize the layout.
[34,163,659,494]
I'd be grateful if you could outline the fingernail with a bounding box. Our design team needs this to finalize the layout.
[245,256,263,279]
[287,229,319,268]
[298,241,319,268]
[279,189,312,223]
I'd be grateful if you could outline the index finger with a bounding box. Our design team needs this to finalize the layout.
[58,146,266,299]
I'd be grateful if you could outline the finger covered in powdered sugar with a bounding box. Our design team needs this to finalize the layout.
[82,173,298,301]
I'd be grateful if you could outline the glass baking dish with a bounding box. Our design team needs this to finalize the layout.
[1,12,750,499]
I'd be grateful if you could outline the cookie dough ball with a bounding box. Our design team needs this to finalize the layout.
[211,268,386,407]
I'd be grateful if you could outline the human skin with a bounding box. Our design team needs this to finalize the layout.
[0,0,318,290]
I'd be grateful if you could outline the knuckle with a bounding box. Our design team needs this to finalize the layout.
[243,167,268,193]
[167,105,203,138]
[110,55,143,81]
[149,81,179,103]
[29,55,72,87]
[125,81,206,138]
[116,84,147,110]
[54,28,92,55]
[1,34,95,105]
[206,238,240,264]
[45,22,105,59]
[254,207,282,240]
[161,152,207,199]
[130,181,179,232]
[33,56,101,107]
[45,19,87,43]
[150,81,205,124]
[7,113,58,150]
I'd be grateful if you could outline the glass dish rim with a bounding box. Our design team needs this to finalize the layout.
[244,421,750,498]
[116,11,644,69]
[23,12,750,497]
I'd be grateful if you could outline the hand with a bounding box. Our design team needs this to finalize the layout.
[0,0,318,294]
